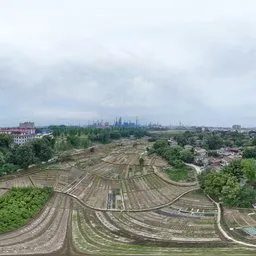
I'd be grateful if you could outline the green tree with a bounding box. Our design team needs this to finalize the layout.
[80,137,90,148]
[0,163,18,175]
[10,144,35,168]
[223,159,244,181]
[236,185,256,208]
[180,149,194,163]
[0,134,13,148]
[174,134,188,147]
[241,159,256,185]
[32,139,53,161]
[139,157,144,167]
[0,152,5,167]
[251,138,256,146]
[243,147,256,158]
[204,135,223,150]
[203,172,230,199]
[67,135,80,148]
[153,139,168,151]
[109,131,121,140]
[221,176,241,206]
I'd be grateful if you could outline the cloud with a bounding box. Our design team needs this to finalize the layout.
[0,0,256,127]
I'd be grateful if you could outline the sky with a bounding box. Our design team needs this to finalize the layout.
[0,0,256,127]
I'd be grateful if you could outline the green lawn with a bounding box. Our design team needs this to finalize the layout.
[164,166,195,182]
[0,187,53,232]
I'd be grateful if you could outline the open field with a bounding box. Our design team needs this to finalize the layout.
[0,138,255,255]
[163,166,196,182]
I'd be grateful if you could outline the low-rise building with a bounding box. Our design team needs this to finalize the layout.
[0,123,52,145]
[0,128,36,135]
[13,134,37,145]
[13,133,52,145]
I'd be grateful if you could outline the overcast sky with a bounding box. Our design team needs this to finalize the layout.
[0,0,256,127]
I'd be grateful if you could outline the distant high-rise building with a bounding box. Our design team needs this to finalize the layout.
[136,117,139,127]
[232,124,241,130]
[19,122,35,129]
[118,117,122,126]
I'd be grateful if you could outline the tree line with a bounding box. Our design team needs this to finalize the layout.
[170,130,256,150]
[53,126,149,151]
[151,139,194,168]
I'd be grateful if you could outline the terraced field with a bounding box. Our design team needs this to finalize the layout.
[0,139,255,255]
[0,193,71,255]
[223,208,256,243]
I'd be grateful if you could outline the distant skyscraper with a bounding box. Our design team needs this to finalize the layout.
[232,125,241,130]
[136,117,139,127]
[118,117,122,126]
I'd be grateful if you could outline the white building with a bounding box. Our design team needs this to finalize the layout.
[13,134,36,145]
[13,133,52,145]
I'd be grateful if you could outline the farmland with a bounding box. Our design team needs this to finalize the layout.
[0,187,53,233]
[0,138,255,255]
[222,207,256,243]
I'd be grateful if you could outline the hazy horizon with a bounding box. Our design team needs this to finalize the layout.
[1,0,256,127]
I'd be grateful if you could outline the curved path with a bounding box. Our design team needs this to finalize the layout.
[209,196,256,248]
[185,163,202,174]
[64,187,199,213]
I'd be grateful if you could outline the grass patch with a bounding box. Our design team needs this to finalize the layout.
[164,166,195,182]
[0,186,53,233]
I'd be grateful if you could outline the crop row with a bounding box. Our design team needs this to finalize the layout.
[102,152,168,167]
[71,203,223,256]
[171,191,217,214]
[0,168,197,212]
[108,210,220,241]
[82,161,155,180]
[0,193,71,255]
[67,172,197,211]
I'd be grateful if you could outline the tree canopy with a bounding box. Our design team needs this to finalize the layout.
[201,158,256,207]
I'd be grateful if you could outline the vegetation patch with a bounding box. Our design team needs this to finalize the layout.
[164,166,195,182]
[0,186,53,232]
[200,159,256,208]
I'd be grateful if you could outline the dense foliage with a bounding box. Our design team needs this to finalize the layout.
[163,130,256,149]
[0,136,55,176]
[151,139,195,181]
[200,159,256,207]
[243,147,256,158]
[0,187,53,232]
[152,139,194,166]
